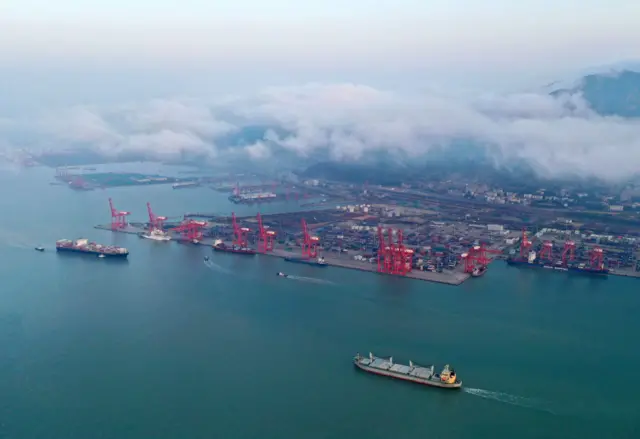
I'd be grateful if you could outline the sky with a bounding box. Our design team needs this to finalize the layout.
[2,0,639,99]
[1,1,640,181]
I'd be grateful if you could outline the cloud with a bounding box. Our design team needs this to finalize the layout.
[1,82,639,181]
[244,141,271,160]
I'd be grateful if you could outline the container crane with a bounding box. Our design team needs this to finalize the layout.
[231,213,249,247]
[146,202,167,231]
[301,219,319,259]
[561,240,576,265]
[108,198,130,230]
[256,213,275,253]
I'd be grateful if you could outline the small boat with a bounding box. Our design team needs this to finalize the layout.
[98,254,106,259]
[471,265,487,277]
[276,272,289,278]
[204,256,210,262]
[35,246,45,252]
[354,352,461,389]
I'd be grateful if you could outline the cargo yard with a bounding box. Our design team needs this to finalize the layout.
[92,192,640,285]
[78,167,640,286]
[90,201,484,285]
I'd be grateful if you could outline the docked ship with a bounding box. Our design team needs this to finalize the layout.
[354,353,462,389]
[172,181,200,189]
[284,256,328,267]
[471,265,487,277]
[141,229,171,241]
[56,238,129,258]
[228,191,277,204]
[506,251,608,276]
[212,240,256,255]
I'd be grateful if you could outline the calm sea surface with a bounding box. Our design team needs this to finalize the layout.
[1,164,639,439]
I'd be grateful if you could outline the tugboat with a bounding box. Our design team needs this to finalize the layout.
[34,246,45,252]
[354,352,462,389]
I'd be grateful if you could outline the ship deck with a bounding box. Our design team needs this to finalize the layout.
[358,357,434,379]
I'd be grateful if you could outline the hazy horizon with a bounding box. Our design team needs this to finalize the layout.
[2,0,640,98]
[1,0,640,182]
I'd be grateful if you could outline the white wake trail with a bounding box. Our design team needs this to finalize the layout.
[463,388,556,415]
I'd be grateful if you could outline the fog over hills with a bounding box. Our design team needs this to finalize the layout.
[2,67,640,183]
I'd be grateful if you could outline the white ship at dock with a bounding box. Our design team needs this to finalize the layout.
[354,352,462,389]
[141,229,171,241]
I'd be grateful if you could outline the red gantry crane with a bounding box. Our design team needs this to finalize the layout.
[108,198,131,230]
[539,240,554,261]
[377,226,391,273]
[519,228,532,258]
[301,219,319,259]
[146,202,167,231]
[376,226,412,276]
[393,229,413,275]
[589,246,605,270]
[173,220,207,242]
[561,240,576,265]
[462,243,501,274]
[256,213,275,253]
[231,212,249,248]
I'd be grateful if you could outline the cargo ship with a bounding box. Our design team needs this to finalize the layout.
[284,256,328,267]
[212,240,256,255]
[172,181,200,189]
[229,191,277,204]
[354,352,461,389]
[56,238,129,258]
[506,251,608,276]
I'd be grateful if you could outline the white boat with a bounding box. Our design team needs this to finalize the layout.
[142,229,171,241]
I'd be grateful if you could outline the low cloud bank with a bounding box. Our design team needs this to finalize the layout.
[1,83,639,181]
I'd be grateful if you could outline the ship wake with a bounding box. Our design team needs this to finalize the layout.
[463,388,556,415]
[204,259,233,275]
[0,231,43,250]
[284,275,335,285]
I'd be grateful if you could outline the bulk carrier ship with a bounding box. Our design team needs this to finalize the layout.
[506,250,608,276]
[172,181,199,189]
[56,238,129,258]
[354,352,462,389]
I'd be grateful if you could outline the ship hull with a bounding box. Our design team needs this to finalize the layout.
[228,196,277,205]
[142,235,171,241]
[213,246,256,255]
[354,362,461,389]
[506,259,607,276]
[56,247,128,258]
[284,257,328,267]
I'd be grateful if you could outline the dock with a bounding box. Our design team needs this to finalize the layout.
[94,224,470,286]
